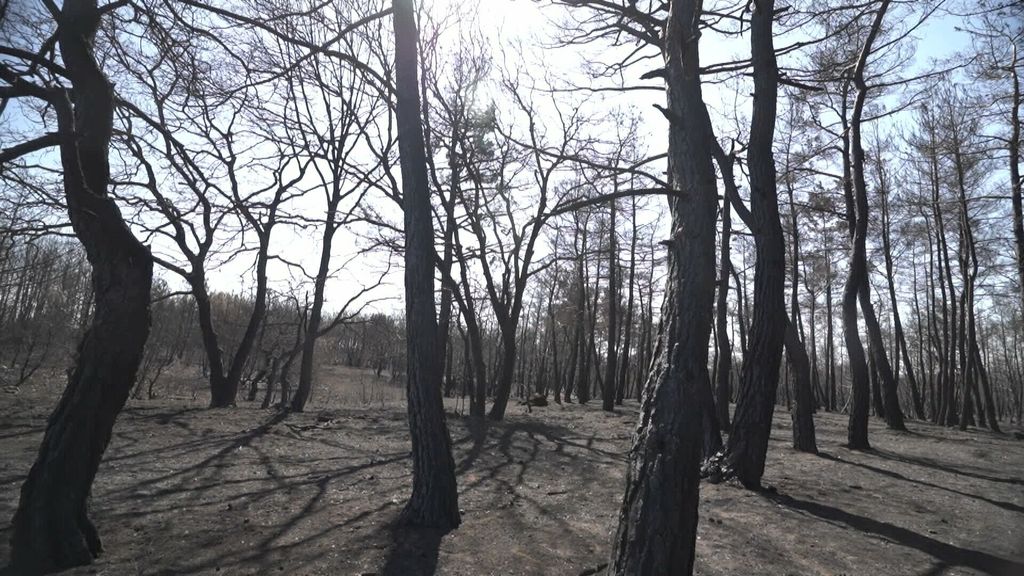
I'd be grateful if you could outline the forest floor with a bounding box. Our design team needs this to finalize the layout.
[1,367,1023,575]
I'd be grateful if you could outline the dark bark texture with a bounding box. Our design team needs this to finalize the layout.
[393,0,460,530]
[719,0,787,489]
[844,0,891,449]
[715,198,733,431]
[785,320,818,453]
[608,1,718,573]
[10,1,154,571]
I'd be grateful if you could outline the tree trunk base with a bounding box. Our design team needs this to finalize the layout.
[11,499,101,574]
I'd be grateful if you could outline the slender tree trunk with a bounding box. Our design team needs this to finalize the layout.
[785,319,818,453]
[293,193,342,412]
[583,248,602,403]
[604,198,619,411]
[844,0,891,448]
[825,250,836,411]
[869,341,885,418]
[716,196,733,430]
[717,0,786,489]
[617,197,638,405]
[731,265,749,358]
[261,357,280,409]
[808,286,824,409]
[879,170,925,419]
[392,0,460,529]
[859,270,905,429]
[577,234,592,404]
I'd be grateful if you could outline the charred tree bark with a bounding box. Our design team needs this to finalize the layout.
[869,341,886,418]
[715,196,733,431]
[576,224,592,404]
[392,0,460,529]
[714,0,786,490]
[616,195,639,405]
[825,249,836,412]
[488,329,518,419]
[844,0,891,449]
[190,275,229,403]
[609,1,718,573]
[582,245,602,404]
[209,228,273,408]
[603,198,619,412]
[10,2,154,570]
[785,319,818,453]
[860,282,905,430]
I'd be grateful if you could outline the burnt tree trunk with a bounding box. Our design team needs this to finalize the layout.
[608,1,717,572]
[190,275,229,402]
[860,283,905,429]
[292,186,342,412]
[844,0,891,449]
[576,224,591,404]
[785,319,818,453]
[715,195,733,431]
[487,329,518,420]
[869,341,886,418]
[603,197,619,412]
[717,0,786,490]
[10,2,154,570]
[392,0,460,529]
[616,195,638,405]
[825,250,836,411]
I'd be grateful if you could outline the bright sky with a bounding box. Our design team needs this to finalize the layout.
[3,0,976,319]
[197,0,976,317]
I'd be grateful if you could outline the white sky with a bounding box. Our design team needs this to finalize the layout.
[203,0,971,313]
[4,0,975,320]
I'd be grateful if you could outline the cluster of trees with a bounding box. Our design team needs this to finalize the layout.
[0,234,411,402]
[1,0,1021,573]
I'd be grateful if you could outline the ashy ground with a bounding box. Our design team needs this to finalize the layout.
[1,368,1022,575]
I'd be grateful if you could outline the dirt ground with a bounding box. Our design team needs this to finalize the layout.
[1,367,1023,575]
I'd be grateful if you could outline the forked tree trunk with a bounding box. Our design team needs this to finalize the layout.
[393,0,460,529]
[210,235,270,408]
[10,2,154,570]
[487,330,517,420]
[608,1,717,572]
[844,0,891,449]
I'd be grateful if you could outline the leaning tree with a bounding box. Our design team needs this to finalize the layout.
[2,0,154,570]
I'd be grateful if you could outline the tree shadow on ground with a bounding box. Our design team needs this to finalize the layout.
[763,490,1024,576]
[870,448,1024,486]
[816,451,1024,515]
[379,520,449,576]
